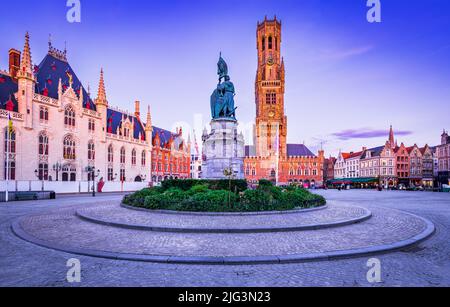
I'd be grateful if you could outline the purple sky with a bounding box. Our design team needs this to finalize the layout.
[1,0,449,156]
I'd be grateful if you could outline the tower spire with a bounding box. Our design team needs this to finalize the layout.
[95,68,108,106]
[20,32,33,76]
[389,125,395,148]
[145,105,152,131]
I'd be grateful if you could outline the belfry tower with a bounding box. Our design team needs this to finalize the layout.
[254,16,287,158]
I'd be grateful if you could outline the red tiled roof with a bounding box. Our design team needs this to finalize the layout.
[348,151,363,159]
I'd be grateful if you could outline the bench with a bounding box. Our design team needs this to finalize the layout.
[15,192,38,201]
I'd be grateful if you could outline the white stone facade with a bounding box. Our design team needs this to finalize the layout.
[1,34,153,188]
[202,119,245,179]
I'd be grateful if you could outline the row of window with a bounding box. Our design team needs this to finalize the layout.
[107,145,146,166]
[151,162,189,173]
[40,105,96,134]
[261,36,278,51]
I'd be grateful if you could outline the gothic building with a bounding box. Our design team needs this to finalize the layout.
[0,33,190,186]
[244,17,325,187]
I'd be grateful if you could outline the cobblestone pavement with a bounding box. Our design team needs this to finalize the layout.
[18,205,423,257]
[77,203,368,230]
[1,191,449,286]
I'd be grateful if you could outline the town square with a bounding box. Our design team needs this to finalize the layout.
[0,0,450,290]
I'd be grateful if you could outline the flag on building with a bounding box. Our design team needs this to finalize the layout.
[8,113,13,134]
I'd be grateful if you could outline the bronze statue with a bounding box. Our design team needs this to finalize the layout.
[210,53,237,120]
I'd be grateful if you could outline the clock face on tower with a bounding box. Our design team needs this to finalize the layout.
[267,55,274,66]
[268,111,275,118]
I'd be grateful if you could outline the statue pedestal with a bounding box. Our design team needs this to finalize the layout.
[202,118,245,180]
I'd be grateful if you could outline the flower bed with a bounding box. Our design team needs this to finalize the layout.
[123,179,326,213]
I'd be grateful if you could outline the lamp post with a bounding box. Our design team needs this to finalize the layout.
[85,166,100,197]
[52,163,62,181]
[223,165,235,209]
[34,169,45,191]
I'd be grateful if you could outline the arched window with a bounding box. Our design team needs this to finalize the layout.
[4,129,16,180]
[38,132,49,156]
[141,150,146,167]
[131,149,137,166]
[38,163,49,181]
[275,37,278,50]
[62,164,76,182]
[88,141,95,161]
[120,147,126,164]
[262,37,266,51]
[88,119,95,132]
[108,145,114,163]
[4,129,16,154]
[64,105,76,127]
[108,167,114,181]
[63,135,76,160]
[39,106,49,122]
[268,36,273,50]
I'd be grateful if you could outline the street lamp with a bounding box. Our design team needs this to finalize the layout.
[223,166,235,209]
[85,166,100,197]
[52,162,62,181]
[34,169,45,191]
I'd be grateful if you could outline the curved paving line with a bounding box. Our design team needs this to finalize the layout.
[120,203,328,216]
[75,207,373,234]
[11,211,435,265]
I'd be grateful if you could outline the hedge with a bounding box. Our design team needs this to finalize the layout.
[123,179,326,213]
[161,179,248,193]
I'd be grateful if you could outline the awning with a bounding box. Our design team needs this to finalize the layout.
[328,178,379,185]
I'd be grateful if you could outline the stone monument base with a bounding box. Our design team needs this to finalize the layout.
[202,118,245,180]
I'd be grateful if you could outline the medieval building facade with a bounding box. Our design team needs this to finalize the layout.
[0,33,189,189]
[244,17,324,187]
[436,130,450,186]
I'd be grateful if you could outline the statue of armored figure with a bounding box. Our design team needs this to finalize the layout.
[210,54,237,120]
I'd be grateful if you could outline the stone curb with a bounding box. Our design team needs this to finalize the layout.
[120,202,328,216]
[75,207,372,234]
[11,210,435,265]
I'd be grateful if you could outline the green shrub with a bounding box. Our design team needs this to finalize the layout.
[186,184,210,196]
[161,179,247,193]
[258,179,274,188]
[123,187,162,207]
[178,190,237,212]
[126,183,325,212]
[143,188,187,209]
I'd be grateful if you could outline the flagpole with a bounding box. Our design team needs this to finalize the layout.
[5,128,10,203]
[275,124,280,186]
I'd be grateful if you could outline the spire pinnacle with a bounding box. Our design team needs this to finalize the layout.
[145,105,152,131]
[95,68,108,107]
[20,32,33,75]
[389,125,395,148]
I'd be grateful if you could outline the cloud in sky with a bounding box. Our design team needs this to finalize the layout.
[320,45,374,61]
[332,128,413,141]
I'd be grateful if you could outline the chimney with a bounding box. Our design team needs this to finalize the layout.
[134,100,140,118]
[9,49,21,79]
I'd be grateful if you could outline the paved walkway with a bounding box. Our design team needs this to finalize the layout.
[1,190,449,286]
[76,203,369,231]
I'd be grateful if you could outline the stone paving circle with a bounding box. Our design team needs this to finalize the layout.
[75,203,372,233]
[12,200,435,265]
